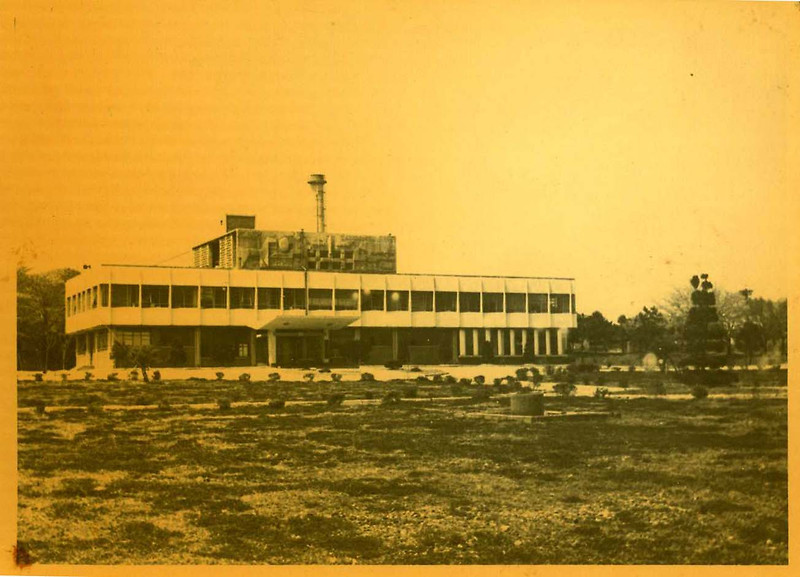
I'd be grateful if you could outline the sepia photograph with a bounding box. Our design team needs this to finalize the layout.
[2,0,798,571]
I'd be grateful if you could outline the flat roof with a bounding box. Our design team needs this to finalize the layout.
[191,229,396,250]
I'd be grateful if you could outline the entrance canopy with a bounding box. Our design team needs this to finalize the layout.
[259,315,359,331]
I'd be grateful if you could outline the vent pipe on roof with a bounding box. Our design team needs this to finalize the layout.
[308,174,327,233]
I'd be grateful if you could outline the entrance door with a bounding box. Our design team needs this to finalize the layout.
[275,332,324,367]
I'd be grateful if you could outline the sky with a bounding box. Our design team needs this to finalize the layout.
[3,0,797,319]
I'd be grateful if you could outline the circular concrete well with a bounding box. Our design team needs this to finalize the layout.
[510,392,544,416]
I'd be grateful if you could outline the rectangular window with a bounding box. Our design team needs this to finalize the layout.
[77,334,86,354]
[97,330,109,351]
[528,293,549,313]
[171,286,198,308]
[335,289,359,311]
[387,290,409,311]
[435,291,457,312]
[283,288,306,310]
[506,293,526,313]
[482,293,504,313]
[411,291,434,312]
[551,293,571,314]
[230,287,255,309]
[237,342,249,357]
[142,285,170,308]
[72,296,77,315]
[459,292,481,313]
[361,290,385,311]
[257,287,281,309]
[111,284,140,307]
[115,330,150,347]
[200,286,227,309]
[100,284,109,307]
[309,289,333,310]
[91,286,98,309]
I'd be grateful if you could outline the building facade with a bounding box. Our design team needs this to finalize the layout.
[64,178,577,369]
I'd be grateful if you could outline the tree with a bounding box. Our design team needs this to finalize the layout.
[16,266,80,371]
[627,306,677,369]
[571,311,616,351]
[736,321,765,367]
[684,274,727,367]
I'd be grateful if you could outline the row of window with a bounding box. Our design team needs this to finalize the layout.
[68,284,575,314]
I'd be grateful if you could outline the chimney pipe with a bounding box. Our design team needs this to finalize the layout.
[308,174,327,233]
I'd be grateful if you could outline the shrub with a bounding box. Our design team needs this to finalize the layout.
[650,381,667,396]
[215,372,225,381]
[553,382,577,398]
[403,386,418,398]
[382,390,402,405]
[594,387,610,399]
[364,391,375,400]
[444,375,457,384]
[409,366,422,372]
[493,377,503,386]
[106,372,119,382]
[330,373,342,382]
[515,367,530,381]
[458,377,471,386]
[303,373,315,382]
[268,399,286,409]
[318,367,331,373]
[691,385,709,399]
[84,372,93,381]
[678,369,738,387]
[61,373,68,382]
[415,375,429,383]
[151,370,161,382]
[129,370,139,381]
[473,375,486,385]
[268,372,281,382]
[34,373,43,382]
[384,360,402,370]
[545,365,555,377]
[361,372,375,382]
[217,398,231,411]
[238,373,251,383]
[326,393,345,407]
[33,400,46,416]
[432,374,443,383]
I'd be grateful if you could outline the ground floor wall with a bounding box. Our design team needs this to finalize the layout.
[73,325,572,369]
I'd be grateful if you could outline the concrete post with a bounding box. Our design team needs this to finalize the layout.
[193,327,201,367]
[267,331,277,366]
[458,329,467,357]
[533,329,540,357]
[498,329,505,356]
[557,328,565,356]
[545,329,552,356]
[521,329,528,356]
[392,328,399,361]
[473,329,480,356]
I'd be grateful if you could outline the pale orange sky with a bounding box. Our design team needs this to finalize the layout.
[2,0,797,319]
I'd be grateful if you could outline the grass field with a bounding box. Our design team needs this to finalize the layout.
[17,376,787,565]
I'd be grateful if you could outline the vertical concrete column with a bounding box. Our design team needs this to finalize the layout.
[323,329,330,362]
[392,328,399,361]
[193,327,201,367]
[473,329,480,356]
[498,329,505,356]
[458,329,467,357]
[545,329,552,356]
[249,330,257,366]
[533,329,540,357]
[451,330,458,362]
[557,328,565,356]
[509,329,517,356]
[267,331,277,366]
